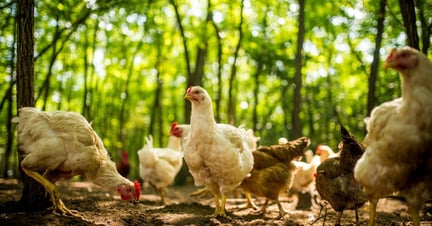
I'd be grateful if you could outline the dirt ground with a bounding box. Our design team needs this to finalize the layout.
[0,179,431,226]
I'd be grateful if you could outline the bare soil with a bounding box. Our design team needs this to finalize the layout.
[0,179,431,226]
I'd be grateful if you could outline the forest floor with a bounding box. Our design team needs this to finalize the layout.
[0,179,431,226]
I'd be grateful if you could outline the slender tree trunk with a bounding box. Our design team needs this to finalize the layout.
[210,4,223,122]
[367,0,386,116]
[398,0,419,50]
[170,0,194,124]
[16,0,51,211]
[227,0,244,125]
[291,0,305,139]
[2,10,17,178]
[415,0,430,54]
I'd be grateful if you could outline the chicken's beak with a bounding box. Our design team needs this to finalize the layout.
[383,61,390,69]
[184,93,192,100]
[383,48,396,70]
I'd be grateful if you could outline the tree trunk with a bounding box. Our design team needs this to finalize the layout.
[398,0,419,50]
[227,0,245,125]
[291,0,305,139]
[415,0,431,54]
[16,0,51,211]
[210,4,223,122]
[367,0,386,117]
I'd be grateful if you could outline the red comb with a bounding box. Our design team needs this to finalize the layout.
[386,48,397,61]
[186,87,192,93]
[313,173,317,178]
[170,122,178,131]
[134,181,141,199]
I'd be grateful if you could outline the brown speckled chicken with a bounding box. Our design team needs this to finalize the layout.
[239,136,311,217]
[315,125,367,225]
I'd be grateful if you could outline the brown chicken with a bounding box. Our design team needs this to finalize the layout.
[116,150,130,178]
[315,125,367,225]
[239,136,311,218]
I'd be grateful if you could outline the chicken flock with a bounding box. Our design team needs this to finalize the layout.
[14,47,431,225]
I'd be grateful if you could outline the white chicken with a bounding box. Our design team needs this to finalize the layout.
[137,122,183,204]
[173,123,259,198]
[354,47,432,226]
[183,86,254,217]
[174,123,259,152]
[316,144,337,162]
[291,154,321,194]
[16,107,141,216]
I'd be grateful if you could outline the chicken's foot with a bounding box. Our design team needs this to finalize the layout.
[209,194,227,218]
[21,166,81,217]
[310,204,327,226]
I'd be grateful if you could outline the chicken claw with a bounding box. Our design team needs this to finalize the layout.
[209,194,227,218]
[21,166,81,218]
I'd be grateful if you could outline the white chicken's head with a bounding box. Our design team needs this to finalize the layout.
[184,86,209,103]
[117,181,141,202]
[384,47,420,72]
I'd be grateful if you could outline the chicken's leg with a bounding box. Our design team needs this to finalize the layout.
[354,205,360,226]
[367,198,378,226]
[159,188,166,204]
[260,199,269,214]
[275,198,287,218]
[242,192,259,210]
[190,187,209,197]
[21,166,79,217]
[408,207,420,226]
[211,194,227,217]
[335,211,343,225]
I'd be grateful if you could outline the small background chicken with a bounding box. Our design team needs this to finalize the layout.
[354,47,432,226]
[289,152,321,210]
[315,125,367,225]
[316,144,337,162]
[239,136,311,217]
[137,122,183,204]
[183,86,254,217]
[17,107,141,216]
[116,150,130,178]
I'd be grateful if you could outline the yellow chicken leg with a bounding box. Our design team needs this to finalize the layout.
[190,187,209,197]
[368,198,378,226]
[243,192,259,210]
[21,166,79,217]
[210,194,227,217]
